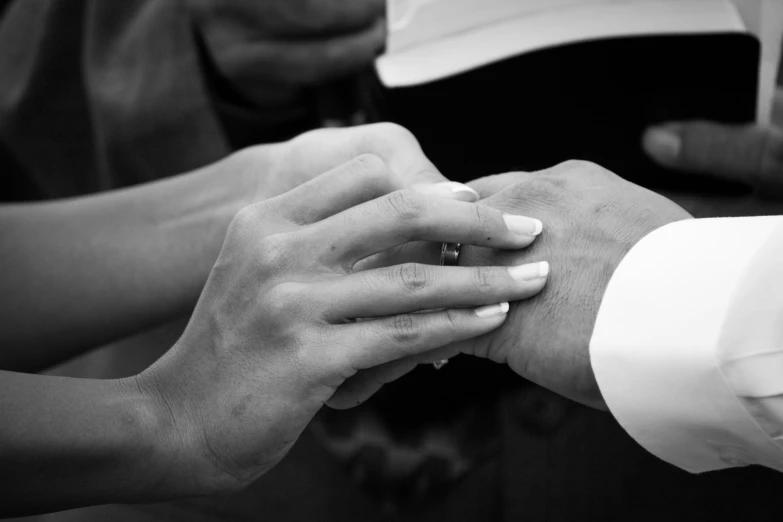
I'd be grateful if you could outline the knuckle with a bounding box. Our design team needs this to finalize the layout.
[351,153,388,175]
[472,266,498,292]
[443,308,464,332]
[389,313,422,346]
[254,233,292,270]
[226,205,277,244]
[371,122,417,144]
[345,153,396,190]
[471,202,492,231]
[505,175,563,203]
[381,190,427,222]
[264,282,308,320]
[394,263,430,293]
[553,159,604,174]
[230,205,259,232]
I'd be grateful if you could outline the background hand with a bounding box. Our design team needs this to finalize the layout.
[186,0,385,107]
[456,161,691,409]
[642,89,783,199]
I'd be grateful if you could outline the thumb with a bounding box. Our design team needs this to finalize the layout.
[410,181,480,202]
[467,172,526,199]
[642,121,783,186]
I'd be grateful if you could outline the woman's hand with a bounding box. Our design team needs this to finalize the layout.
[241,122,460,205]
[137,154,548,495]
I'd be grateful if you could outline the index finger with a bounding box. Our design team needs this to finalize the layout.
[304,189,543,267]
[643,121,783,189]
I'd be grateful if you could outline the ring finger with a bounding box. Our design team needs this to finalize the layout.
[302,189,543,268]
[316,261,549,322]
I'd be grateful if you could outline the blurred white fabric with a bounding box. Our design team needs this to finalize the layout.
[378,0,748,87]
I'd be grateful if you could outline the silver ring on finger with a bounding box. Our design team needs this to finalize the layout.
[440,242,461,267]
[432,242,461,369]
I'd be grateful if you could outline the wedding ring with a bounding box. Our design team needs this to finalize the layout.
[440,242,461,266]
[432,243,461,370]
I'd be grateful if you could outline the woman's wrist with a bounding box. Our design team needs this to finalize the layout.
[0,371,198,517]
[130,345,253,498]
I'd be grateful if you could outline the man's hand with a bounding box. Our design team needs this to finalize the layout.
[186,0,385,107]
[456,161,691,409]
[642,89,783,198]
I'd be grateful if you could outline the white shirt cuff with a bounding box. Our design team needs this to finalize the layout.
[590,216,783,473]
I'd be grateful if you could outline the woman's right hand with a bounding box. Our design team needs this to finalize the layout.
[135,154,548,496]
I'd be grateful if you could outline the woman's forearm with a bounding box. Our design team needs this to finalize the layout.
[0,151,273,371]
[0,371,186,517]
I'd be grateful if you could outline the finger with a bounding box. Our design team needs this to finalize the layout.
[642,121,783,186]
[326,358,418,409]
[317,262,549,321]
[288,123,447,187]
[331,340,472,409]
[467,172,525,198]
[330,304,510,371]
[270,153,403,225]
[269,154,479,227]
[410,181,480,202]
[305,190,543,266]
[325,342,462,410]
[352,240,440,273]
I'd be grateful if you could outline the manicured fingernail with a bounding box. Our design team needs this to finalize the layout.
[503,214,543,236]
[508,261,549,281]
[644,127,681,163]
[435,181,480,202]
[474,302,510,318]
[411,182,480,202]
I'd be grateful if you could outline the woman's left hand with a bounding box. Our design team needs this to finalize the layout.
[136,155,546,495]
[220,122,478,212]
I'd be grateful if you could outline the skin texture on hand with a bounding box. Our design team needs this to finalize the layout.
[186,0,385,107]
[242,123,450,205]
[456,161,692,410]
[136,156,547,496]
[0,124,447,373]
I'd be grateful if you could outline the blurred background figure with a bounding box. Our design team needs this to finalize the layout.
[0,0,384,201]
[643,89,783,200]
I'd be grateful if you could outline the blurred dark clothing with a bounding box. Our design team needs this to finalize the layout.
[43,385,783,522]
[0,0,317,201]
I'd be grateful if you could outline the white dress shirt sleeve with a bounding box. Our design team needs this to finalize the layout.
[590,216,783,473]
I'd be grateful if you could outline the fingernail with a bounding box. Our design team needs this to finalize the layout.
[508,261,549,281]
[435,181,480,202]
[644,128,681,163]
[503,214,543,236]
[411,182,480,202]
[474,302,510,318]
